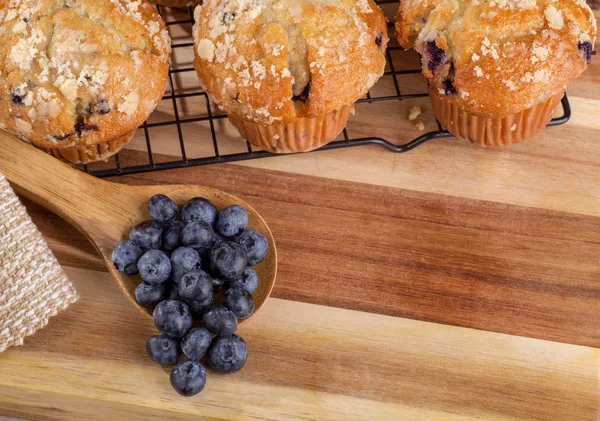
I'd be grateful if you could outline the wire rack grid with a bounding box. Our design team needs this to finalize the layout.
[81,1,572,177]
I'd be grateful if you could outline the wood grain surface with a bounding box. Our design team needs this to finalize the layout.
[0,8,599,421]
[25,163,600,349]
[0,267,598,421]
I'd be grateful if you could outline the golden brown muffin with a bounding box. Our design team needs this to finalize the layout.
[396,0,597,146]
[193,0,388,153]
[0,0,171,163]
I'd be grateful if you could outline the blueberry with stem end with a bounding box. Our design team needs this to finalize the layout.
[215,205,248,237]
[181,327,211,360]
[153,300,193,339]
[203,306,238,336]
[223,286,255,319]
[230,267,258,294]
[207,334,247,373]
[170,360,207,397]
[170,247,201,283]
[146,335,180,365]
[178,270,213,303]
[148,194,178,224]
[112,240,143,274]
[129,220,162,250]
[235,230,268,266]
[181,197,217,226]
[182,221,214,249]
[134,282,167,308]
[138,249,171,285]
[209,242,248,280]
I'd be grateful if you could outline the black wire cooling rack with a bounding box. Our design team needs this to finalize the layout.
[82,1,572,177]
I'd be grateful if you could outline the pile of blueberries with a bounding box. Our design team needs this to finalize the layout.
[111,194,268,396]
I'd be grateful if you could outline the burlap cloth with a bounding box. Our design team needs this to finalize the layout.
[0,174,78,352]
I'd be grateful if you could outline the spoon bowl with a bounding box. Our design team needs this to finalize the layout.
[0,131,276,326]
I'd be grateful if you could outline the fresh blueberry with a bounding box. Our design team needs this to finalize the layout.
[209,242,248,280]
[112,240,143,274]
[146,335,180,365]
[207,334,247,374]
[170,360,207,397]
[170,247,201,283]
[153,299,193,338]
[202,306,238,336]
[181,327,211,360]
[181,197,217,226]
[138,249,171,285]
[195,234,224,259]
[187,294,214,317]
[134,282,167,307]
[230,267,258,294]
[162,221,185,253]
[178,270,213,303]
[223,286,255,319]
[182,221,214,249]
[129,220,162,250]
[148,194,178,224]
[215,205,248,237]
[234,230,268,266]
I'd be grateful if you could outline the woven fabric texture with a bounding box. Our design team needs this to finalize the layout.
[0,174,78,352]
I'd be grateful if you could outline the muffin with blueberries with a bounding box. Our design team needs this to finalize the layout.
[192,0,388,153]
[0,0,171,163]
[396,0,596,147]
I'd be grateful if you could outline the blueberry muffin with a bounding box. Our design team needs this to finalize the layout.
[396,0,597,147]
[192,0,388,153]
[0,0,171,163]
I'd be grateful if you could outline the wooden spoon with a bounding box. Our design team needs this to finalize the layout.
[0,131,277,326]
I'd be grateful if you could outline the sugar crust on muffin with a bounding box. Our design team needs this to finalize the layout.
[396,0,597,117]
[192,0,388,125]
[0,0,171,149]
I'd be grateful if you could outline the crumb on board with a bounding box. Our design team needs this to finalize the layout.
[408,105,422,121]
[414,120,425,131]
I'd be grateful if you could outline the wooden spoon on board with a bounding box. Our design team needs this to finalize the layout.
[0,131,277,326]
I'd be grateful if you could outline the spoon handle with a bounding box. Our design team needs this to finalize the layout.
[0,131,110,227]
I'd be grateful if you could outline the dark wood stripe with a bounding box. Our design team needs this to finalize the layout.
[25,152,600,347]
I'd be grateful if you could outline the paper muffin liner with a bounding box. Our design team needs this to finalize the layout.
[229,104,354,153]
[38,131,136,164]
[428,89,564,147]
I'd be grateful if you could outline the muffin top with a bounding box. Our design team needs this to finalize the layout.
[193,0,388,125]
[396,0,597,117]
[0,0,171,148]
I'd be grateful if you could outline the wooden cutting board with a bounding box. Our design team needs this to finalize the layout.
[1,9,599,421]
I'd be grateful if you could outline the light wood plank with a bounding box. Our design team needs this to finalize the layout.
[0,267,598,421]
